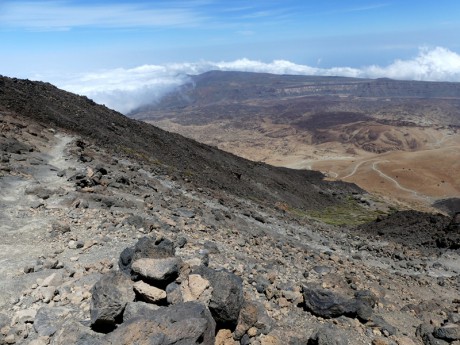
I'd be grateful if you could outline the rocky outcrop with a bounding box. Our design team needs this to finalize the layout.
[103,302,215,345]
[90,272,135,330]
[2,109,460,345]
[417,323,460,344]
[85,237,248,342]
[302,285,374,320]
[193,265,244,328]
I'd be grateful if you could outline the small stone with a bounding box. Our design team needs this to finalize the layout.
[133,281,167,303]
[278,297,290,308]
[131,257,181,283]
[247,327,258,337]
[27,338,49,345]
[372,338,391,345]
[13,308,37,324]
[4,334,15,344]
[434,324,460,341]
[309,325,348,345]
[260,334,280,345]
[40,273,61,287]
[181,274,212,304]
[24,265,34,273]
[166,282,183,305]
[215,329,238,345]
[394,336,417,345]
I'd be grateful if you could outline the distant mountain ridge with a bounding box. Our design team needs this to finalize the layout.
[132,70,460,113]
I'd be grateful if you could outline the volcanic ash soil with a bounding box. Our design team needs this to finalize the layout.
[0,115,460,345]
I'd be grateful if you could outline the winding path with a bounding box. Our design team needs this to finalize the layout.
[341,157,432,202]
[341,159,378,179]
[371,160,431,201]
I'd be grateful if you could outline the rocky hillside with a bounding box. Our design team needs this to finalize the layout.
[1,76,460,345]
[0,75,362,212]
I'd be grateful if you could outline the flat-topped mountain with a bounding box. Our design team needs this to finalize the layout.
[134,70,460,109]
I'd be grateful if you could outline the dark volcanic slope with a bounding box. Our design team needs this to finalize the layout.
[0,75,362,211]
[355,210,454,251]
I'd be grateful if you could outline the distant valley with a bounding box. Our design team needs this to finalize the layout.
[130,71,460,211]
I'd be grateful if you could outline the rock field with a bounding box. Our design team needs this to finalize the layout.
[1,81,460,344]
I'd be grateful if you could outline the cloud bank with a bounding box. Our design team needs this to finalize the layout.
[52,47,460,114]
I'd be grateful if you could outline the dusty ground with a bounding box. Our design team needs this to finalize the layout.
[1,118,460,345]
[305,131,460,211]
[1,75,460,344]
[151,119,460,212]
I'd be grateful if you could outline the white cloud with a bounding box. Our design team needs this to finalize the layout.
[363,47,460,81]
[55,65,192,114]
[46,47,460,114]
[0,1,204,30]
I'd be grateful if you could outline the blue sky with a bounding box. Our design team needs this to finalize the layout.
[1,0,460,112]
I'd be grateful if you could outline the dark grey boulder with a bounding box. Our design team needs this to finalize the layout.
[118,246,135,275]
[308,325,348,345]
[51,320,103,345]
[90,271,135,331]
[103,302,215,345]
[131,257,180,285]
[123,301,162,322]
[302,285,374,320]
[118,236,175,277]
[133,236,175,259]
[417,323,449,345]
[193,266,244,328]
[433,324,460,341]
